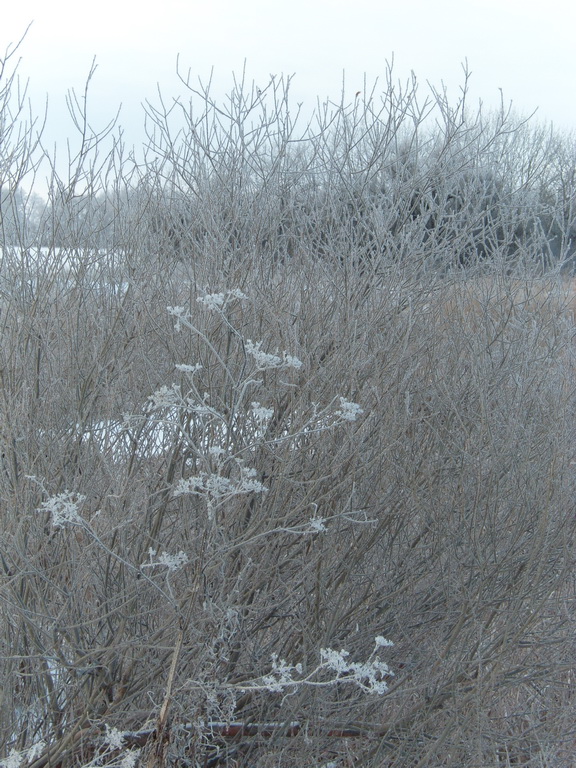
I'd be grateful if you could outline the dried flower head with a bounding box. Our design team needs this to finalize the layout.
[39,492,85,529]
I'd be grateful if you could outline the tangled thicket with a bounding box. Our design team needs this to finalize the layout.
[1,46,576,768]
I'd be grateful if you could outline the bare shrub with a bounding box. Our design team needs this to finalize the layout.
[1,42,576,768]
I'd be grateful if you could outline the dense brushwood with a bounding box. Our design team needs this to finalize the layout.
[0,46,575,768]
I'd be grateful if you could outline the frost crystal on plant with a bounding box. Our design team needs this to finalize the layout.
[320,647,351,673]
[283,353,303,369]
[104,725,125,749]
[335,397,364,422]
[237,466,268,493]
[309,516,327,532]
[174,466,268,500]
[197,289,247,311]
[149,383,181,409]
[245,340,302,370]
[27,743,46,762]
[251,401,274,424]
[0,749,23,768]
[167,305,187,317]
[241,638,392,696]
[157,550,189,572]
[167,305,188,331]
[120,750,141,768]
[142,549,188,572]
[197,292,226,310]
[176,363,203,374]
[252,654,303,693]
[40,492,85,529]
[0,742,46,768]
[268,655,302,691]
[320,644,393,694]
[184,396,216,417]
[245,340,282,368]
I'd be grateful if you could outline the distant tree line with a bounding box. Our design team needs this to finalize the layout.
[140,73,576,277]
[2,68,575,281]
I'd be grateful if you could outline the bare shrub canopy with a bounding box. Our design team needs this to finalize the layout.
[0,43,576,768]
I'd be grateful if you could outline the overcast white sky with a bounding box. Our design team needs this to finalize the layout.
[2,0,575,189]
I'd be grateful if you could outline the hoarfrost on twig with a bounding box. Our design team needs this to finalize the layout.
[39,492,85,529]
